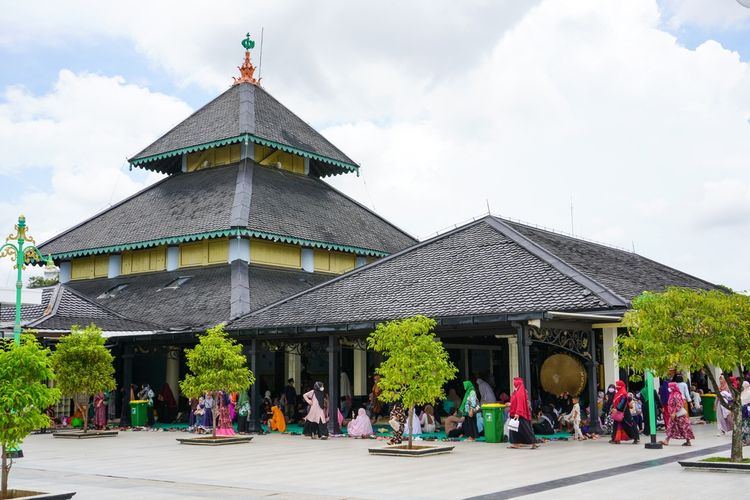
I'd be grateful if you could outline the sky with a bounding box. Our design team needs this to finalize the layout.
[0,0,749,293]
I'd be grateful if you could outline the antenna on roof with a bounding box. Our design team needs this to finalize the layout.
[632,241,636,253]
[486,199,491,215]
[570,195,575,236]
[258,27,265,82]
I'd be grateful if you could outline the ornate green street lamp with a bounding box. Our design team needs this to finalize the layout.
[0,215,54,344]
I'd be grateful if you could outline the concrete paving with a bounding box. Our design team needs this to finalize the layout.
[8,423,746,499]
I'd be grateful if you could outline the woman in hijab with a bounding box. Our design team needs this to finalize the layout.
[660,382,694,446]
[659,379,671,430]
[716,374,734,436]
[216,392,235,436]
[420,404,437,433]
[270,404,287,432]
[388,402,406,445]
[347,407,374,438]
[640,384,662,437]
[509,377,538,449]
[303,381,329,439]
[236,390,250,433]
[609,380,638,444]
[459,380,480,441]
[740,381,750,446]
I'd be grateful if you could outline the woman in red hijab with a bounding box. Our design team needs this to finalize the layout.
[609,380,638,444]
[508,377,538,449]
[660,382,694,446]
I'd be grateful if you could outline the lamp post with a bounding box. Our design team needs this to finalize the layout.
[0,215,54,344]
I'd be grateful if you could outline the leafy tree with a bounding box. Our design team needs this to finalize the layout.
[27,276,59,289]
[367,315,457,449]
[179,324,255,438]
[619,287,750,462]
[0,333,60,499]
[50,324,115,433]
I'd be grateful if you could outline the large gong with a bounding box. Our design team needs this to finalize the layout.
[540,353,587,396]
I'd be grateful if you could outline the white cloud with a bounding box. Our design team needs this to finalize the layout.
[0,71,191,287]
[661,0,750,31]
[1,0,750,293]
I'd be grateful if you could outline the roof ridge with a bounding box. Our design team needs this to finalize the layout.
[486,216,629,308]
[129,86,236,160]
[227,220,485,326]
[254,85,356,165]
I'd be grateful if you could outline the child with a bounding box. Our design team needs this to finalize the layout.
[561,396,584,440]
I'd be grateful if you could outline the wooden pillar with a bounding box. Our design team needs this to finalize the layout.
[327,335,341,435]
[587,330,601,433]
[353,347,367,396]
[120,343,134,426]
[247,338,261,433]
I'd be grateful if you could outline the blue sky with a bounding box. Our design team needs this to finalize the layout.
[1,0,749,291]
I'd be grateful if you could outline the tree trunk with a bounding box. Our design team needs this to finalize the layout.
[407,406,414,450]
[212,391,218,439]
[80,401,89,433]
[2,445,8,500]
[730,401,743,462]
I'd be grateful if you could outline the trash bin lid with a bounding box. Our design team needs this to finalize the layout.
[481,403,502,408]
[130,400,149,404]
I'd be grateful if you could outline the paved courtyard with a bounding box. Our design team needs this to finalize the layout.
[9,423,746,499]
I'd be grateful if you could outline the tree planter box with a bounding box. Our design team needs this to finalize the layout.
[2,490,75,499]
[679,460,750,473]
[52,430,118,439]
[176,435,253,446]
[368,444,454,457]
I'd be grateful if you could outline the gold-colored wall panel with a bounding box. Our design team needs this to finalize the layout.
[255,144,305,174]
[186,144,241,172]
[250,239,301,269]
[71,255,109,280]
[121,247,166,275]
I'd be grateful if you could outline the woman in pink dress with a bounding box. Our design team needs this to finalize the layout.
[303,382,329,439]
[661,382,694,446]
[94,392,107,429]
[215,392,235,437]
[347,408,374,437]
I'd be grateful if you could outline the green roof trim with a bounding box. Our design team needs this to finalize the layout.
[129,134,360,175]
[48,229,388,261]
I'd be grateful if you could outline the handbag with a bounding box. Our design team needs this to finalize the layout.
[611,410,624,422]
[507,417,520,432]
[675,408,687,418]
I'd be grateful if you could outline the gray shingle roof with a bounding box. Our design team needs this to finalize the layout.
[38,165,237,256]
[130,84,355,172]
[249,166,416,254]
[0,287,55,323]
[39,163,415,257]
[229,219,611,330]
[501,218,718,300]
[67,264,334,330]
[22,285,159,332]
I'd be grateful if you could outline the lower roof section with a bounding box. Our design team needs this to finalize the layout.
[67,263,333,331]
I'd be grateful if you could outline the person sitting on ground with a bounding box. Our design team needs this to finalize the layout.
[532,408,555,435]
[444,406,464,438]
[347,407,374,438]
[404,407,422,436]
[690,385,703,416]
[420,404,437,433]
[270,404,287,433]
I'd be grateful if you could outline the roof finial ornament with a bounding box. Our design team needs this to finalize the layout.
[233,33,261,86]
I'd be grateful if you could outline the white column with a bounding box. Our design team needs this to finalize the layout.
[602,327,619,387]
[355,256,367,268]
[285,349,302,392]
[353,348,367,396]
[507,337,519,383]
[59,261,72,283]
[301,248,314,272]
[166,246,180,271]
[165,346,180,401]
[228,238,250,263]
[107,254,121,279]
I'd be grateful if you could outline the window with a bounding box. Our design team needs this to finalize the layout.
[164,276,191,289]
[97,283,128,299]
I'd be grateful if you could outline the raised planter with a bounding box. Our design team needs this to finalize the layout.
[1,490,76,499]
[52,430,118,439]
[679,460,750,473]
[368,444,455,457]
[176,435,253,446]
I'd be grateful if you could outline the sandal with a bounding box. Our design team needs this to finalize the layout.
[659,440,668,446]
[682,442,691,446]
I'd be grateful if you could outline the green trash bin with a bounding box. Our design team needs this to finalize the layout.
[482,403,506,443]
[130,400,148,426]
[702,394,716,422]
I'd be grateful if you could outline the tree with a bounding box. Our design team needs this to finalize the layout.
[27,276,59,289]
[619,287,750,462]
[367,315,458,449]
[50,324,116,433]
[179,324,255,438]
[0,333,60,499]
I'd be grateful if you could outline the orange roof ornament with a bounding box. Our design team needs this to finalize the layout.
[233,33,261,86]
